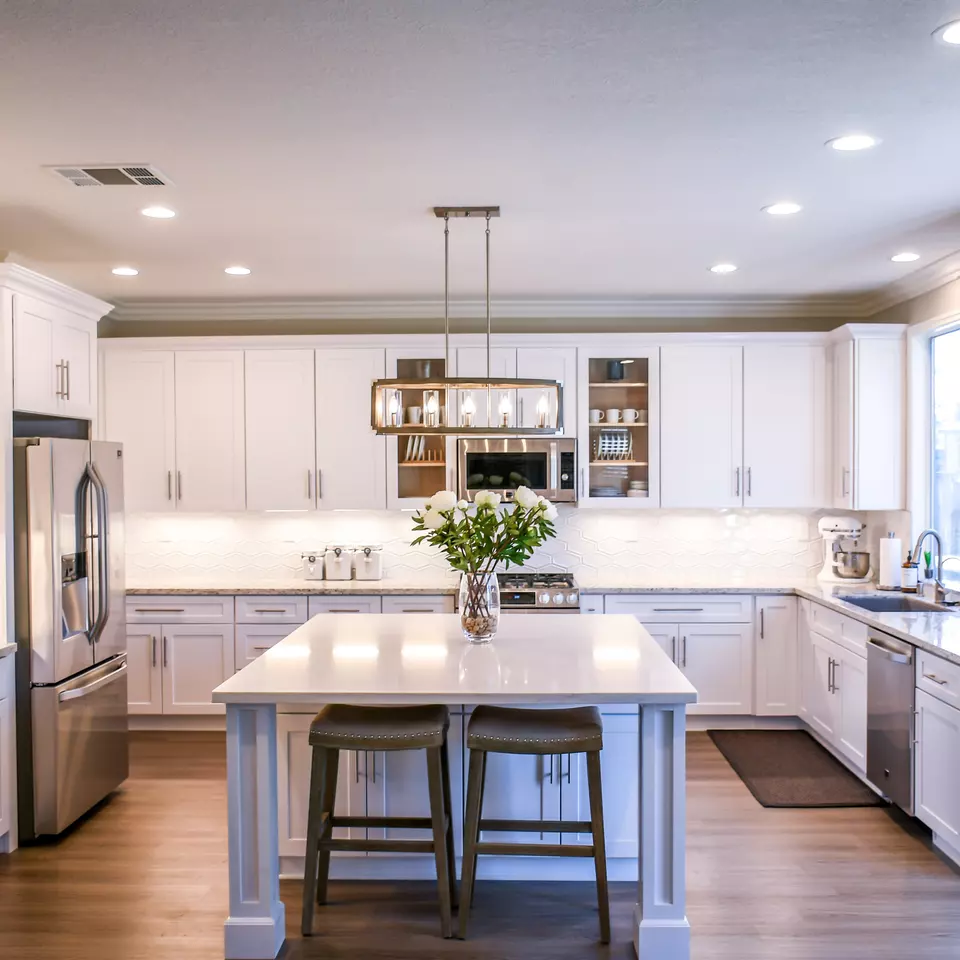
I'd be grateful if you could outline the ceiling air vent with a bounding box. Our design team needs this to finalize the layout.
[47,164,173,187]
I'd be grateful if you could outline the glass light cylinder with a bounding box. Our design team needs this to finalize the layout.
[461,393,476,427]
[424,390,440,427]
[386,390,402,427]
[536,393,549,428]
[498,393,512,428]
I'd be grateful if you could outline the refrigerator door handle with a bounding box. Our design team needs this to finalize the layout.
[58,662,127,702]
[83,463,111,645]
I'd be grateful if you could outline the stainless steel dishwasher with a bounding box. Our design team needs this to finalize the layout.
[866,629,915,814]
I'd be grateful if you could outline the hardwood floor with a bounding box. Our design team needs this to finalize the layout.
[0,732,957,959]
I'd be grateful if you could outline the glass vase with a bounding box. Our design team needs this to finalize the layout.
[459,572,500,643]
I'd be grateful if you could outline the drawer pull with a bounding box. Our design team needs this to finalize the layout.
[134,607,186,614]
[652,607,704,613]
[923,673,949,686]
[328,609,362,613]
[401,608,437,613]
[253,608,288,614]
[252,645,276,652]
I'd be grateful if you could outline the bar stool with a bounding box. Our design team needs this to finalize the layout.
[458,705,610,942]
[300,703,457,939]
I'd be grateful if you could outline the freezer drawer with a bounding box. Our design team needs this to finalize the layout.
[30,656,129,836]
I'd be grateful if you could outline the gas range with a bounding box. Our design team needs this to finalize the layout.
[497,572,580,612]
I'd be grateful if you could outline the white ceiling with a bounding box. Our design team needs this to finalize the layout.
[3,0,960,311]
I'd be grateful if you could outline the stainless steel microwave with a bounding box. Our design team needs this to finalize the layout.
[457,438,577,503]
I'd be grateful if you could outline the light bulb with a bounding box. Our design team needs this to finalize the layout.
[498,394,512,415]
[536,393,550,428]
[426,394,439,414]
[461,393,476,427]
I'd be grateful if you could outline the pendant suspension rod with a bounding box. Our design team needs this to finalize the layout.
[444,214,450,371]
[485,211,491,378]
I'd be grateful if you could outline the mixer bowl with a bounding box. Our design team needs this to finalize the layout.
[834,551,871,579]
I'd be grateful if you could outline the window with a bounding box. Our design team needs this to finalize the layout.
[932,327,960,574]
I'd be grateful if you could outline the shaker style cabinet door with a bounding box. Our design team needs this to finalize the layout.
[174,351,246,511]
[101,350,177,512]
[516,347,577,436]
[12,293,57,414]
[126,624,163,715]
[660,345,743,508]
[54,311,97,419]
[742,344,826,508]
[0,693,12,841]
[680,623,753,715]
[315,348,387,510]
[245,350,317,511]
[915,690,960,846]
[755,596,799,716]
[160,624,235,715]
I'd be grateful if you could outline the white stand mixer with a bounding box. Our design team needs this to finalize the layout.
[817,516,873,584]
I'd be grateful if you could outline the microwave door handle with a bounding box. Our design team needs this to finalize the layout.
[549,442,559,491]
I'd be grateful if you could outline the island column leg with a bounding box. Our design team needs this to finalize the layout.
[635,703,690,960]
[224,702,286,960]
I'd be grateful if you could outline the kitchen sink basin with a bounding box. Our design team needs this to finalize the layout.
[837,594,954,614]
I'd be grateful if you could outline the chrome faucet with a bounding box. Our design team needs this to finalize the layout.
[912,529,956,604]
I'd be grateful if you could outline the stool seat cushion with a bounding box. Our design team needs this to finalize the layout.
[309,703,450,750]
[467,705,603,755]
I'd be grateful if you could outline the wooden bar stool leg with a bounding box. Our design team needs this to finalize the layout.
[586,749,610,944]
[458,748,485,939]
[440,737,458,908]
[314,748,340,906]
[426,746,454,938]
[301,745,328,936]
[470,750,487,908]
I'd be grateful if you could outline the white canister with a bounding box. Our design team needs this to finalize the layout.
[354,544,384,581]
[302,552,324,580]
[324,544,354,581]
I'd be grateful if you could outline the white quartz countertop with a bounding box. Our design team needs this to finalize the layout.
[213,613,697,706]
[0,642,16,660]
[577,580,806,594]
[125,579,459,596]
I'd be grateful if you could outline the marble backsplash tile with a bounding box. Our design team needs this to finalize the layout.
[123,507,869,586]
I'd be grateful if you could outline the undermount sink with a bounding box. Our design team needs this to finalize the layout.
[837,594,954,614]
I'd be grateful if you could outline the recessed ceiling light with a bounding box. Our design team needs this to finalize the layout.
[141,205,176,219]
[891,252,920,263]
[933,20,960,45]
[224,265,251,276]
[710,263,738,274]
[826,134,878,152]
[762,202,803,216]
[111,266,139,276]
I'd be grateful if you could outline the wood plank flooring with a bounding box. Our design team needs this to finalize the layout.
[0,732,957,959]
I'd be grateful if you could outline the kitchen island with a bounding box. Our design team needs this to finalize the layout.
[212,612,697,960]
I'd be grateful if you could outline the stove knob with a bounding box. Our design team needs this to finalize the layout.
[538,591,551,605]
[552,593,566,605]
[567,592,579,604]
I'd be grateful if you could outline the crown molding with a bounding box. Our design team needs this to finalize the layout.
[857,249,960,316]
[0,263,114,319]
[107,294,866,324]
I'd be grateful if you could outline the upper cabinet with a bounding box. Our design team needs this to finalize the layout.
[661,345,743,509]
[315,348,387,510]
[174,352,247,511]
[516,347,577,436]
[5,266,112,422]
[662,341,828,509]
[577,347,660,507]
[830,326,906,511]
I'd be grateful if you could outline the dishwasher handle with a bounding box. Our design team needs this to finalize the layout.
[867,636,913,665]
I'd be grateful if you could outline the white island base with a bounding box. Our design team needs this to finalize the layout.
[213,613,697,960]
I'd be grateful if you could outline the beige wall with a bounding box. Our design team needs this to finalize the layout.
[871,275,960,327]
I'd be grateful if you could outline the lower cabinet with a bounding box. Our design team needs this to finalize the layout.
[478,751,560,845]
[754,596,798,715]
[915,689,960,848]
[0,688,12,842]
[235,623,301,670]
[126,621,235,715]
[308,596,383,617]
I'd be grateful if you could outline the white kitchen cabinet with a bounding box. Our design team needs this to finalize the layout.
[517,346,577,436]
[577,347,660,507]
[13,294,99,420]
[380,595,456,614]
[126,624,164,715]
[307,596,383,617]
[455,347,516,429]
[834,645,867,769]
[174,351,246,511]
[755,596,799,716]
[316,348,387,510]
[161,624,235,715]
[830,327,906,510]
[661,345,743,509]
[915,689,960,849]
[579,596,604,615]
[245,350,317,511]
[101,350,177,512]
[742,344,826,508]
[235,624,300,670]
[680,624,753,715]
[0,689,12,842]
[277,713,366,857]
[640,622,678,662]
[478,750,560,845]
[806,631,839,741]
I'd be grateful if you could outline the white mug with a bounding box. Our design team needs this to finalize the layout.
[589,409,604,423]
[605,408,621,423]
[405,406,423,425]
[622,408,641,423]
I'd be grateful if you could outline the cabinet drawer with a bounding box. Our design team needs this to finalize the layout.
[0,653,12,690]
[308,596,382,617]
[580,595,604,615]
[126,595,234,624]
[381,595,454,614]
[806,601,867,656]
[604,594,753,623]
[235,623,302,669]
[917,650,960,709]
[235,596,308,624]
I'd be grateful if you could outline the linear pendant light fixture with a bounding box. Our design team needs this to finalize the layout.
[371,205,563,435]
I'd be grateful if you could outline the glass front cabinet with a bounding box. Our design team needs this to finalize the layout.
[576,347,660,507]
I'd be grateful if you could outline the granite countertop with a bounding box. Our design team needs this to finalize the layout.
[126,580,460,596]
[577,581,804,595]
[0,642,16,660]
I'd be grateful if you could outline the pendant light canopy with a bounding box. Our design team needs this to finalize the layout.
[371,206,563,435]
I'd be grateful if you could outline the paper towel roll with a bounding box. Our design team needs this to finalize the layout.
[878,535,902,590]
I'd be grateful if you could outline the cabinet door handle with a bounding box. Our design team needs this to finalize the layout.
[167,470,173,501]
[151,635,157,667]
[841,467,850,499]
[64,359,70,400]
[746,466,752,497]
[162,635,168,668]
[832,659,840,694]
[923,672,948,686]
[681,635,687,667]
[176,471,182,501]
[306,469,312,501]
[735,467,741,497]
[55,361,65,399]
[671,635,677,663]
[827,658,833,692]
[759,608,765,640]
[519,396,524,425]
[316,468,322,500]
[356,751,362,783]
[913,708,920,746]
[579,467,585,497]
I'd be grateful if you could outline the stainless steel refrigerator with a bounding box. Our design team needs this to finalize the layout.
[14,438,129,839]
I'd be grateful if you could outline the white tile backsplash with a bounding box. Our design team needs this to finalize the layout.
[124,507,859,586]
